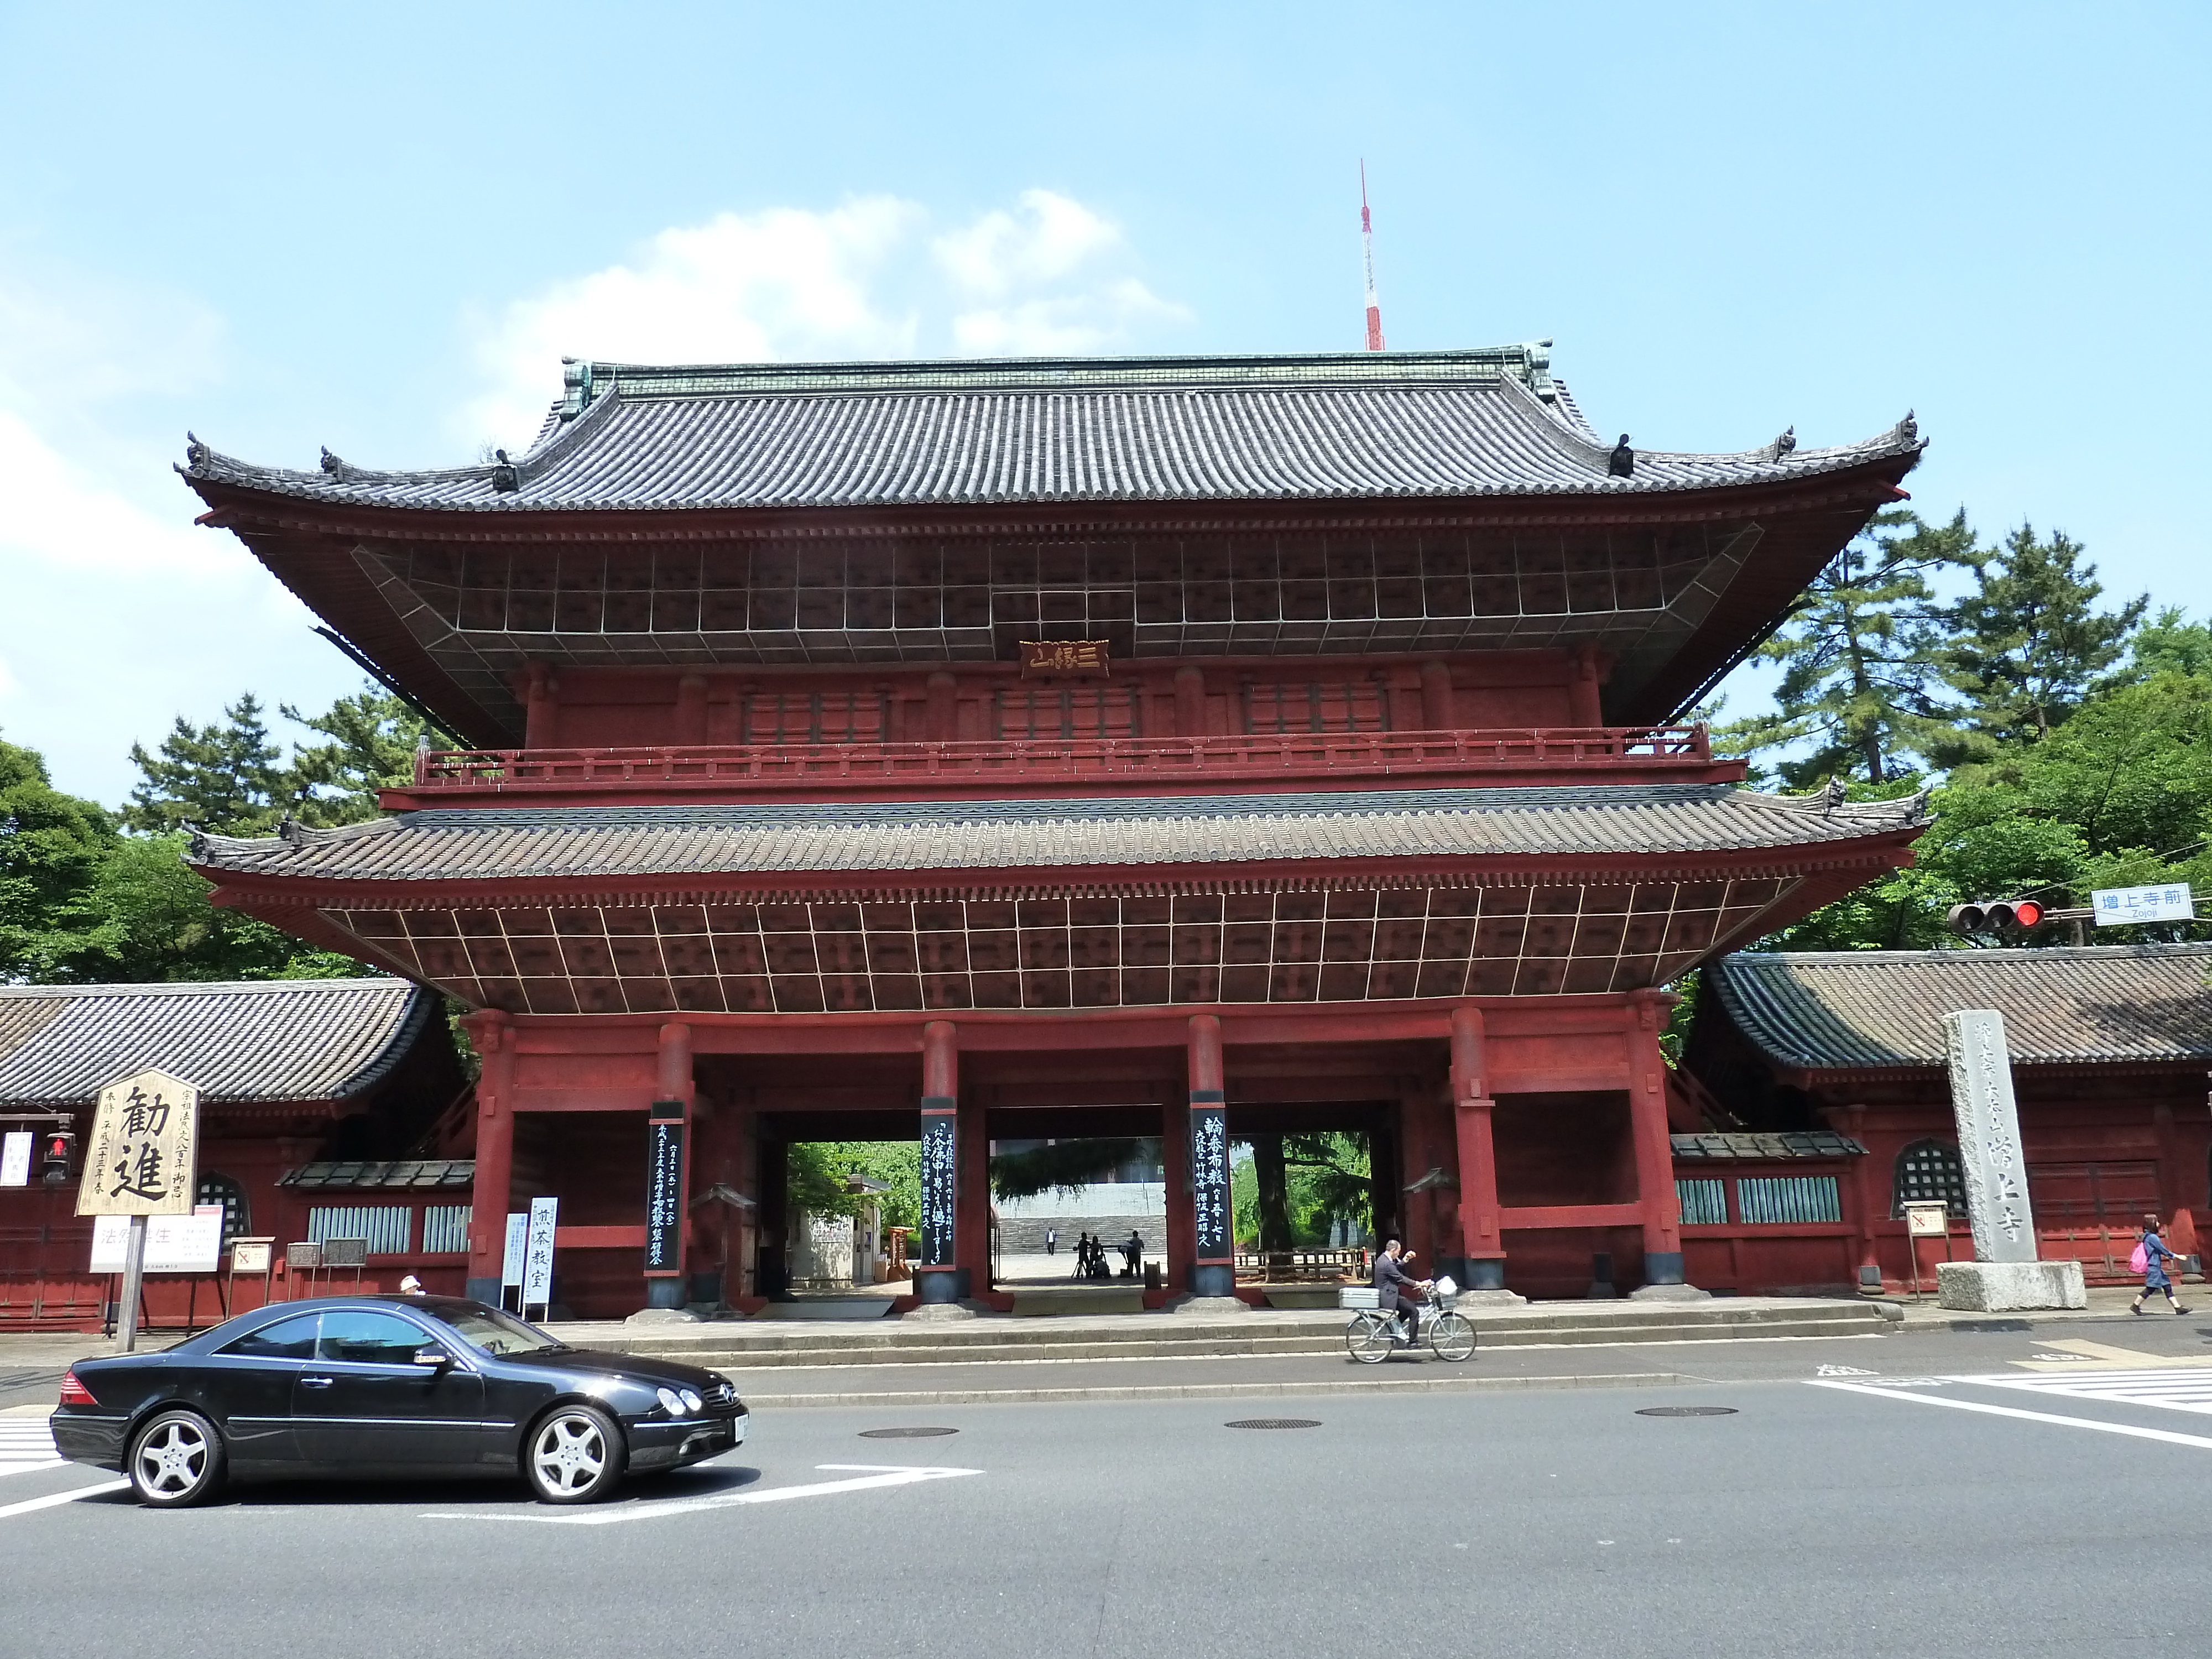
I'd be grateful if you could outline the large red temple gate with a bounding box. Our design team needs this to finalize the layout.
[179,345,1928,1314]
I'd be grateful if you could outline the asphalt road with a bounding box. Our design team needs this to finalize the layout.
[3,1314,2209,1659]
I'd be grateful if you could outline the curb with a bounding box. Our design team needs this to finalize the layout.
[739,1370,1689,1408]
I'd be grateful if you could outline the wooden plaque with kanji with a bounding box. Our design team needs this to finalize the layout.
[76,1068,200,1218]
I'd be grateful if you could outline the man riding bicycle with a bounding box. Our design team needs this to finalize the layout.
[1372,1238,1432,1345]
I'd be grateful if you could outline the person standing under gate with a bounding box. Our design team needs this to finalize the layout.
[2131,1215,2191,1315]
[1046,1227,1058,1257]
[1373,1238,1431,1345]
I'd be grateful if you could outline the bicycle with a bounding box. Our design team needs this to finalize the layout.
[1340,1283,1475,1365]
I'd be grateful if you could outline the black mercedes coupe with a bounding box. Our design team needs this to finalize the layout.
[51,1295,747,1507]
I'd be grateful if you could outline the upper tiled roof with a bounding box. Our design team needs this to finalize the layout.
[1709,945,2212,1073]
[0,979,435,1107]
[190,785,1927,885]
[180,347,1921,514]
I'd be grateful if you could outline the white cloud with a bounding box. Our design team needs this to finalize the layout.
[460,196,925,450]
[463,189,1191,450]
[932,189,1123,298]
[0,266,360,804]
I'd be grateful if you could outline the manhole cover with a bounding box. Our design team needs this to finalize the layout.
[1635,1406,1738,1417]
[858,1426,959,1438]
[1225,1418,1322,1430]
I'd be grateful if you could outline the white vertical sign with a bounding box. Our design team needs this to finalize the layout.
[521,1196,559,1312]
[501,1211,529,1288]
[1944,1009,2038,1264]
[0,1132,31,1188]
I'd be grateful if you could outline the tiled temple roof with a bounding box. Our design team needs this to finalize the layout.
[190,785,1928,884]
[0,979,435,1107]
[180,347,1922,514]
[1708,944,2212,1072]
[279,1159,474,1190]
[1670,1131,1867,1160]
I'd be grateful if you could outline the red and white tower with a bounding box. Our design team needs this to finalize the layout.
[1360,161,1385,352]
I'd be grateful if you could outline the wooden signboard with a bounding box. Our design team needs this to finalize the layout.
[1019,639,1109,677]
[644,1116,685,1275]
[76,1068,199,1218]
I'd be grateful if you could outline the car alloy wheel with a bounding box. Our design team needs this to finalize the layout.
[128,1408,225,1507]
[526,1404,625,1504]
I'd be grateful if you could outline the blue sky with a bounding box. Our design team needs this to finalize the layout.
[3,3,2206,804]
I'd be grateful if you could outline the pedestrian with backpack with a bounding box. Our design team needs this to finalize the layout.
[2130,1214,2190,1315]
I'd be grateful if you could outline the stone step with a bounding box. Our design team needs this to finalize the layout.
[607,1296,1888,1354]
[595,1299,1895,1369]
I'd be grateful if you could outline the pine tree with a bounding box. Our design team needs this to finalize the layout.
[124,693,291,836]
[1939,523,2147,748]
[280,686,447,827]
[1715,508,1976,786]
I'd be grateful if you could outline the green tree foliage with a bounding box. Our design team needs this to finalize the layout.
[1,737,118,978]
[124,693,290,836]
[788,1141,920,1232]
[1718,508,1977,786]
[280,687,448,827]
[989,1138,1157,1201]
[123,685,441,836]
[1762,671,2212,951]
[1230,1132,1370,1246]
[1939,523,2147,752]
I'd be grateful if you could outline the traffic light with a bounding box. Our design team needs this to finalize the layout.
[40,1129,75,1185]
[1947,899,2045,937]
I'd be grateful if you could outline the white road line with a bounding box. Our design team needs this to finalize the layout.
[1808,1379,2212,1450]
[0,1480,131,1520]
[0,1422,61,1479]
[1964,1368,2212,1416]
[421,1464,981,1526]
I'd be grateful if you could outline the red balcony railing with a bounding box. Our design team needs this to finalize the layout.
[397,726,1720,802]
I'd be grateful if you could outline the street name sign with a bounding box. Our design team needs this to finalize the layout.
[2092,883,2194,926]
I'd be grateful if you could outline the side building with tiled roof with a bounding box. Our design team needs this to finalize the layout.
[0,980,468,1329]
[1686,946,2212,1290]
[168,342,1929,1313]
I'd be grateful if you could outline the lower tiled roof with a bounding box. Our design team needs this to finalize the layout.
[1709,944,2212,1072]
[0,979,434,1107]
[1670,1131,1867,1160]
[279,1159,474,1190]
[191,785,1926,884]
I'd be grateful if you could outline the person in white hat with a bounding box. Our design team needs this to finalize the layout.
[398,1275,425,1295]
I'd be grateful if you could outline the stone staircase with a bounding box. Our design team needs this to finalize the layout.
[583,1297,1897,1371]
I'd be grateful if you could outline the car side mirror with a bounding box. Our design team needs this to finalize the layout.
[413,1347,452,1369]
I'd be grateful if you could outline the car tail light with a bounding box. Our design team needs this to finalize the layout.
[58,1369,97,1407]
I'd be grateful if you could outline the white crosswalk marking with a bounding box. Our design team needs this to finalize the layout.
[1966,1366,2212,1417]
[0,1419,61,1479]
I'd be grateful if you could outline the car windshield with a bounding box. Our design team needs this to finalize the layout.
[437,1306,568,1357]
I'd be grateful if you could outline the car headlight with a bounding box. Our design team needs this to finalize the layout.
[680,1388,704,1414]
[656,1386,687,1416]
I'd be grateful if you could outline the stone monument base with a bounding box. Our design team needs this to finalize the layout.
[1936,1260,2086,1312]
[902,1300,980,1321]
[1629,1282,1713,1303]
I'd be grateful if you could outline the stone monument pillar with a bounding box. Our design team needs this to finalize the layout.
[1935,1009,2085,1311]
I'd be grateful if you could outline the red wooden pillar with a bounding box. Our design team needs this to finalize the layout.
[672,673,709,744]
[1835,1103,1881,1290]
[523,665,560,748]
[1183,1014,1229,1297]
[1173,666,1207,737]
[925,671,958,742]
[1626,992,1689,1288]
[1567,644,1604,727]
[644,1021,694,1310]
[1449,1005,1509,1291]
[463,1010,514,1306]
[1418,660,1455,729]
[916,1021,971,1304]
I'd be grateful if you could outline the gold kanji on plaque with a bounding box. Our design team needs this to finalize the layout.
[1019,639,1109,677]
[76,1068,200,1218]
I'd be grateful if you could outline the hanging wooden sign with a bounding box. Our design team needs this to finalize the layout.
[1019,639,1109,677]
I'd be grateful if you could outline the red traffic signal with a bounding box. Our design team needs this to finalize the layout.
[1947,899,2044,936]
[40,1130,74,1183]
